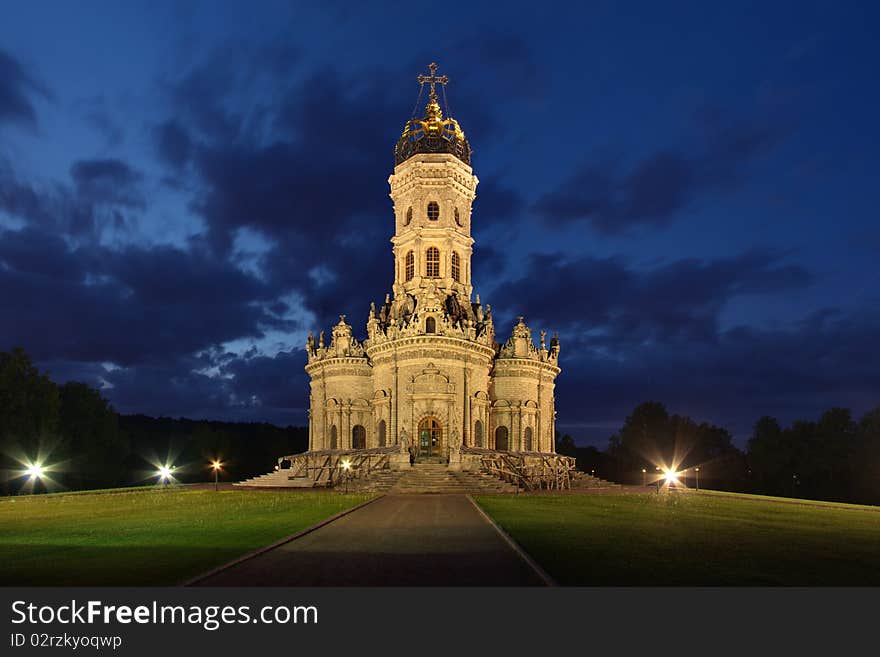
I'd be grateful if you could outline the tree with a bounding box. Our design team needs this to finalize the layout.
[555,431,578,457]
[0,348,61,493]
[58,382,128,490]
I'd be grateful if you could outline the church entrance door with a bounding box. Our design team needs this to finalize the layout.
[417,417,442,459]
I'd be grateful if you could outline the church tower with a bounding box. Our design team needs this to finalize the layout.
[389,62,478,303]
[304,63,561,467]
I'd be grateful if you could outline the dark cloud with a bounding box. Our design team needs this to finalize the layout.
[70,158,144,208]
[534,112,789,234]
[0,226,276,366]
[489,248,812,345]
[0,48,48,130]
[154,120,191,170]
[555,306,880,446]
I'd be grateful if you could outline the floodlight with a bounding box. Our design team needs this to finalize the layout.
[157,465,173,480]
[342,459,352,471]
[25,463,44,479]
[211,460,222,470]
[664,468,679,484]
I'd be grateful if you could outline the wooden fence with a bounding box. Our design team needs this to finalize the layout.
[278,447,397,487]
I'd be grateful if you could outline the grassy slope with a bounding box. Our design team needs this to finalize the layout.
[0,488,372,586]
[476,492,880,585]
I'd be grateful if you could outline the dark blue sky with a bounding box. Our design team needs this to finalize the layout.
[1,1,877,446]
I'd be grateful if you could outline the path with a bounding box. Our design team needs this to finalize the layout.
[192,494,546,586]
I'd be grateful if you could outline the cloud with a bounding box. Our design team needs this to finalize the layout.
[0,226,277,366]
[0,48,49,130]
[533,112,788,234]
[70,158,144,208]
[555,306,880,445]
[489,248,812,344]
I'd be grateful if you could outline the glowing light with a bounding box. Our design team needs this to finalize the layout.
[211,460,222,471]
[664,468,679,484]
[157,466,173,481]
[341,459,351,471]
[25,463,45,479]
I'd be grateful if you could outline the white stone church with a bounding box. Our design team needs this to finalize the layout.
[303,63,561,469]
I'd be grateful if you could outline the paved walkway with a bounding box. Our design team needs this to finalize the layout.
[194,494,546,586]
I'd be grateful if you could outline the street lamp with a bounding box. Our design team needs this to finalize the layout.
[25,463,44,480]
[655,466,661,492]
[641,468,647,487]
[157,465,173,486]
[695,467,700,491]
[341,459,352,494]
[211,460,222,491]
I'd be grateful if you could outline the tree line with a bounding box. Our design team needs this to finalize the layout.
[0,348,306,494]
[556,400,880,505]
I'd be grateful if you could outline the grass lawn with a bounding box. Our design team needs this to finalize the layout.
[476,492,880,585]
[0,488,373,586]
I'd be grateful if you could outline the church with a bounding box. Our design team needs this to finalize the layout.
[302,64,561,471]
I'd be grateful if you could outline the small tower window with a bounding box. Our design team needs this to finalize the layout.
[451,252,461,282]
[330,425,338,450]
[405,207,413,226]
[405,251,414,281]
[425,317,436,333]
[454,207,462,226]
[426,247,440,277]
[474,420,483,448]
[427,201,440,221]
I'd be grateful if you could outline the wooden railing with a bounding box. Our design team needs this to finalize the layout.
[461,447,575,491]
[278,447,398,487]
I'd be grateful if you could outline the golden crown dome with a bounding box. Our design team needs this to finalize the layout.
[394,63,471,166]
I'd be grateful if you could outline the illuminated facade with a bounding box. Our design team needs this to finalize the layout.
[304,64,561,466]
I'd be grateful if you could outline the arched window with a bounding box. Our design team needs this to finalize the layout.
[495,426,509,451]
[427,201,440,220]
[330,425,338,450]
[352,425,366,450]
[405,251,414,281]
[451,252,461,282]
[377,420,386,447]
[405,207,413,226]
[425,247,440,277]
[524,426,533,452]
[474,420,483,448]
[425,317,436,333]
[454,207,462,226]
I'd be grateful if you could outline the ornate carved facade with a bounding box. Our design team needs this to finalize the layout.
[305,64,561,464]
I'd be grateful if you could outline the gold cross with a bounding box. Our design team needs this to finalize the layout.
[417,62,448,102]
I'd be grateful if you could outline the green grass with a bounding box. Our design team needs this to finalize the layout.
[0,488,373,586]
[476,492,880,585]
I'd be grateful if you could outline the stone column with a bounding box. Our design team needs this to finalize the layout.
[344,403,352,450]
[518,402,524,451]
[537,375,542,453]
[392,357,399,445]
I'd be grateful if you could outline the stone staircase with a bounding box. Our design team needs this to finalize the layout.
[235,470,317,488]
[569,471,621,490]
[380,462,519,494]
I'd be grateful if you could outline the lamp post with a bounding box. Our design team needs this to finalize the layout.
[157,466,172,486]
[24,463,45,494]
[655,466,661,492]
[211,460,222,491]
[642,468,647,487]
[342,459,352,494]
[695,467,700,491]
